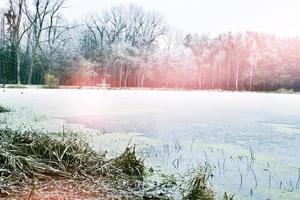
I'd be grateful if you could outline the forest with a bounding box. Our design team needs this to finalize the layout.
[0,0,300,91]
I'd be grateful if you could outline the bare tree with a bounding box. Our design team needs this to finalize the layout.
[5,0,33,84]
[233,33,243,90]
[24,0,65,84]
[46,0,67,73]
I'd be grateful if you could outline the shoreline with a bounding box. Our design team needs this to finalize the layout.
[1,84,298,94]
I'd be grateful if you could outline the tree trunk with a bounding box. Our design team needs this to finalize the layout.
[140,66,145,87]
[123,66,129,88]
[198,66,202,89]
[165,65,169,88]
[137,71,140,87]
[140,73,145,87]
[226,51,231,90]
[16,46,21,84]
[48,52,53,74]
[249,65,254,91]
[211,66,216,89]
[28,44,38,85]
[119,64,123,88]
[235,53,240,90]
[27,59,33,85]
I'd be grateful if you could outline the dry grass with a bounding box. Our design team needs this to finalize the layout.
[182,166,236,200]
[183,167,215,200]
[0,128,233,199]
[0,128,153,199]
[0,129,107,181]
[110,146,144,179]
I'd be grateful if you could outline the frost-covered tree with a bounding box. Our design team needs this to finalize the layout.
[1,1,300,90]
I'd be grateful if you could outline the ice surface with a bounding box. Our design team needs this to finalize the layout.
[1,89,300,199]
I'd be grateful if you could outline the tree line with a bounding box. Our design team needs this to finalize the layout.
[0,0,300,91]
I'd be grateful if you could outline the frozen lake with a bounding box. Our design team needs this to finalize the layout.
[1,89,300,199]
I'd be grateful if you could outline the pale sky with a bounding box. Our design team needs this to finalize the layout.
[1,0,300,37]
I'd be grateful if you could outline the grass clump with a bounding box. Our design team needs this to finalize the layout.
[0,128,147,184]
[110,146,145,179]
[183,167,215,200]
[0,128,157,199]
[0,129,107,182]
[0,106,9,113]
[182,167,235,200]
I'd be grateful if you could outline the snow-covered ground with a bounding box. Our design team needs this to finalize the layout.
[1,89,300,200]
